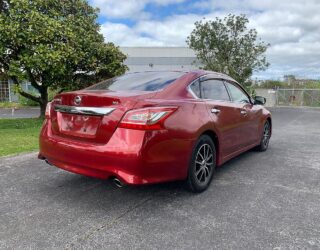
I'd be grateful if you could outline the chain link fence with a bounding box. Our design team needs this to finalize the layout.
[276,89,320,107]
[0,81,35,103]
[0,80,10,102]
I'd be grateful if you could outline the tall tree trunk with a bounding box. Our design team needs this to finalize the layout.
[39,86,48,118]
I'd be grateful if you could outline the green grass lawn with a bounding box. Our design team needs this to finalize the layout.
[0,118,43,157]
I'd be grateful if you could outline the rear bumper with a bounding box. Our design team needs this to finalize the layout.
[39,120,193,185]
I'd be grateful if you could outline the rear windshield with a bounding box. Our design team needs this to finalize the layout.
[87,71,184,91]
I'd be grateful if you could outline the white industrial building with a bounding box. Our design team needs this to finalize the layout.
[120,47,201,72]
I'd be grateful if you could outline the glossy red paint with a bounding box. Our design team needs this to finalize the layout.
[39,70,271,185]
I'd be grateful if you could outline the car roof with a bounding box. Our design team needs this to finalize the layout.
[187,70,238,83]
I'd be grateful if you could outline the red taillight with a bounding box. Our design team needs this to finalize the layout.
[119,107,177,130]
[45,102,52,118]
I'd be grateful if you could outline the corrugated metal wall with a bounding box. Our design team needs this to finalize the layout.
[120,47,201,72]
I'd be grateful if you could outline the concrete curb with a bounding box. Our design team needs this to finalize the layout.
[0,107,40,110]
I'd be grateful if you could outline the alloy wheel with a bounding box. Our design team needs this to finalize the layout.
[194,143,214,184]
[262,122,271,148]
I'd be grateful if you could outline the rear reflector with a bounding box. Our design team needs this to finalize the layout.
[119,107,177,130]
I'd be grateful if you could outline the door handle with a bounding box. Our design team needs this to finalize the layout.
[211,108,221,114]
[240,110,247,115]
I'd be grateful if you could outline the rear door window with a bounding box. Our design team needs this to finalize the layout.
[200,79,230,101]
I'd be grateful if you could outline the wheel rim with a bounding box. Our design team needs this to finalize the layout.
[194,143,214,184]
[262,122,270,147]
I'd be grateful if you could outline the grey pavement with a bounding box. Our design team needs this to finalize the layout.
[1,107,320,249]
[0,107,40,119]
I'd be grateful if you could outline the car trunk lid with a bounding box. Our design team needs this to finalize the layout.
[50,90,155,143]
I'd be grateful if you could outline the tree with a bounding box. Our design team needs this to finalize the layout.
[187,14,269,89]
[0,0,127,117]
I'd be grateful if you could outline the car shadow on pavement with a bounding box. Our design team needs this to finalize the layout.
[36,147,259,208]
[215,148,257,176]
[24,146,264,242]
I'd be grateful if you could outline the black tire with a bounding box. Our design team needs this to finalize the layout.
[256,120,271,152]
[186,135,216,193]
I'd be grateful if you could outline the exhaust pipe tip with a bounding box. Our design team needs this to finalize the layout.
[45,159,53,166]
[113,178,125,188]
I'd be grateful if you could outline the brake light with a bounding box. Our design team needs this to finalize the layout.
[45,102,52,118]
[119,107,177,130]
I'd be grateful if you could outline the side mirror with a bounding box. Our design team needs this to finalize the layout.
[254,96,266,105]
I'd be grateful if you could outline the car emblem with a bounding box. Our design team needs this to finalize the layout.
[74,96,82,105]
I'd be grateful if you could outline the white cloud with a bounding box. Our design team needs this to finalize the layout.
[91,0,148,19]
[101,22,165,46]
[153,0,185,5]
[91,0,185,19]
[98,0,320,78]
[135,14,200,46]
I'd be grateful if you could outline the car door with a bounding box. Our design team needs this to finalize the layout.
[199,78,244,157]
[224,81,260,147]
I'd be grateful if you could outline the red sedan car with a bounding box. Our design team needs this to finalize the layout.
[39,70,271,192]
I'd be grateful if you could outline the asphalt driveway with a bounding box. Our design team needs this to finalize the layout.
[1,107,320,249]
[0,107,40,119]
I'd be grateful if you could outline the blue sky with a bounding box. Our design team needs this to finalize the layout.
[94,0,209,25]
[89,0,320,79]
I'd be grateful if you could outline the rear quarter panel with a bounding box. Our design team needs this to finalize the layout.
[134,99,216,180]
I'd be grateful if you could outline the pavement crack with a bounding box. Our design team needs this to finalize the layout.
[64,194,155,250]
